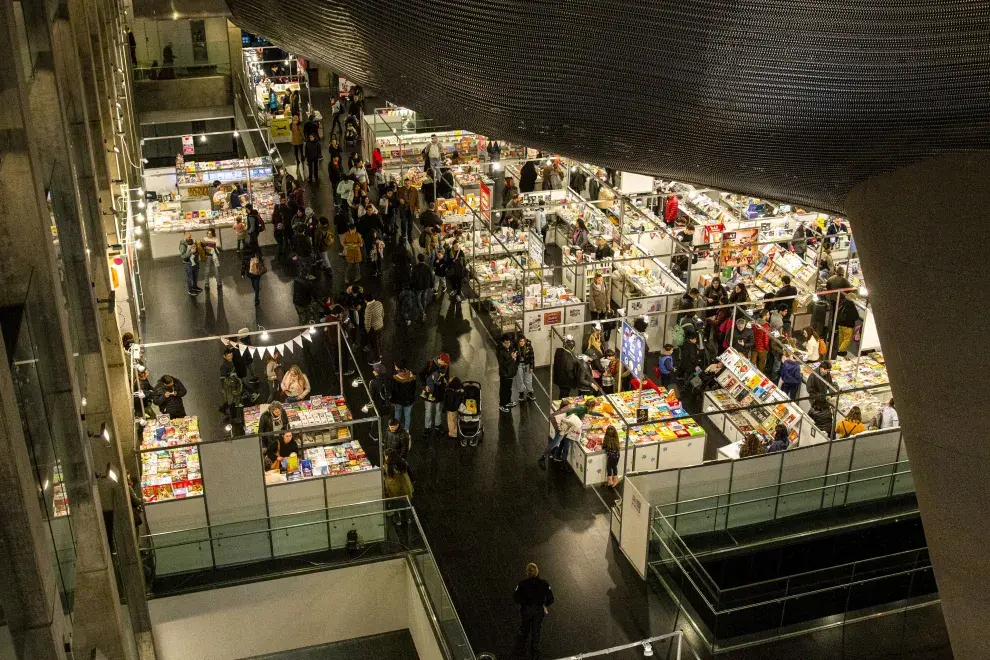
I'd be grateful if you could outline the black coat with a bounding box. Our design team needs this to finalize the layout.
[304,139,321,161]
[519,161,538,193]
[292,276,314,307]
[552,348,579,388]
[677,341,703,379]
[383,427,411,461]
[411,263,434,291]
[837,298,861,328]
[392,373,418,406]
[497,345,519,379]
[152,377,187,418]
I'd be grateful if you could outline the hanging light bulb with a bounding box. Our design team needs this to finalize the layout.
[133,239,142,250]
[260,329,269,340]
[135,213,145,223]
[137,200,146,209]
[134,226,143,237]
[199,135,207,143]
[233,130,240,137]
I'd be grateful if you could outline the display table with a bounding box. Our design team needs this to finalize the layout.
[799,351,890,421]
[551,390,706,486]
[703,348,821,447]
[139,416,205,503]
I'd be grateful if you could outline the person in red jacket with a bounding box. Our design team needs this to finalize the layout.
[664,194,679,225]
[752,309,772,372]
[372,147,383,172]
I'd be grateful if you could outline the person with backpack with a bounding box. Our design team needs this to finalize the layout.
[835,292,862,357]
[245,243,266,306]
[245,203,264,247]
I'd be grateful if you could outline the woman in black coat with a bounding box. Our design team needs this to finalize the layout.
[519,160,538,193]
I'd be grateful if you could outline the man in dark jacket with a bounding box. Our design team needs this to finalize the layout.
[519,160,538,193]
[552,338,580,399]
[418,202,442,231]
[730,317,755,355]
[808,399,834,438]
[502,176,519,208]
[292,275,315,324]
[806,361,834,408]
[678,288,701,321]
[513,563,554,660]
[497,335,519,412]
[304,133,321,183]
[152,375,187,419]
[383,418,411,462]
[410,254,434,322]
[272,194,293,263]
[835,293,861,356]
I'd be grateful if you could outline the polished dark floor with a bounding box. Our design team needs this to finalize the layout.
[135,88,952,660]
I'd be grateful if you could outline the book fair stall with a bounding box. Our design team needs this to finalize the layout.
[134,323,385,577]
[241,47,312,143]
[545,321,706,486]
[140,132,279,258]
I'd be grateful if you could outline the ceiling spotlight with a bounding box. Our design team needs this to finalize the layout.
[351,378,362,388]
[136,187,144,195]
[115,101,122,108]
[260,329,269,340]
[199,135,207,143]
[233,130,240,137]
[141,158,149,164]
[642,642,654,657]
[134,226,143,236]
[138,200,146,209]
[172,10,179,19]
[224,423,232,433]
[361,403,371,413]
[109,146,120,153]
[135,213,145,223]
[81,397,88,408]
[284,59,290,64]
[133,239,143,250]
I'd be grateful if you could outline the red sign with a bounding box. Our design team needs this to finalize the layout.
[181,135,195,155]
[543,311,562,325]
[479,180,491,225]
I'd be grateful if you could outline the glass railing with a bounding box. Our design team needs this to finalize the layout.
[663,459,915,541]
[133,62,232,81]
[140,498,476,659]
[647,467,935,651]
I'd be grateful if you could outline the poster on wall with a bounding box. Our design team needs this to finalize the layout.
[529,229,544,266]
[479,180,492,225]
[720,227,758,267]
[181,135,195,155]
[528,315,542,333]
[543,311,562,326]
[269,116,291,138]
[621,321,645,379]
[567,306,584,322]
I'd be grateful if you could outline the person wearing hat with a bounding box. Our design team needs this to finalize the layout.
[133,364,155,417]
[421,353,450,438]
[497,335,519,412]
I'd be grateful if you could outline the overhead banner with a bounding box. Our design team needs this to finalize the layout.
[620,321,645,379]
[181,135,195,155]
[221,329,312,357]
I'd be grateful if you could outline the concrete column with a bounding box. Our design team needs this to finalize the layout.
[0,334,68,660]
[845,153,990,660]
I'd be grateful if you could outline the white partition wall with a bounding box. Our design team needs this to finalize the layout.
[726,453,784,528]
[266,480,328,557]
[619,478,652,578]
[775,443,831,518]
[673,462,733,536]
[200,437,270,566]
[846,429,902,504]
[146,497,212,576]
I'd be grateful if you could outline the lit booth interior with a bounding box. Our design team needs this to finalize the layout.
[134,323,385,581]
[140,128,282,259]
[241,46,313,144]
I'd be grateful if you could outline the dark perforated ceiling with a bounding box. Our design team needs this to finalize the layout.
[226,0,990,213]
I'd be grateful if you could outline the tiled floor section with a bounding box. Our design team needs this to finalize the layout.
[135,88,953,660]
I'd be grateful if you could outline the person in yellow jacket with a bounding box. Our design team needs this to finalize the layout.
[341,221,364,283]
[835,406,867,438]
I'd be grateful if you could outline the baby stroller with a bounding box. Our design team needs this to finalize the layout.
[457,381,484,447]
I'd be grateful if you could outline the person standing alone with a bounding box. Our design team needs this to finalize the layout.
[513,563,554,660]
[179,232,201,296]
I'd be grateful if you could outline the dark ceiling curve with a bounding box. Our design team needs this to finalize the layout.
[226,0,990,214]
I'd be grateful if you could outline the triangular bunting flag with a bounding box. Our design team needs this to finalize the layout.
[302,330,313,342]
[294,335,304,349]
[274,343,285,356]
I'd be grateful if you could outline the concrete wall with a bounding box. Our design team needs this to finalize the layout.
[133,76,233,114]
[149,558,445,660]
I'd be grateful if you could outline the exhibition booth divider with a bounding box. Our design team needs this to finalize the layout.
[133,322,386,577]
[618,425,912,579]
[139,127,283,259]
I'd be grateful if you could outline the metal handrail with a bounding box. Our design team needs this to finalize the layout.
[140,496,409,541]
[406,554,460,660]
[659,466,912,519]
[718,546,929,595]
